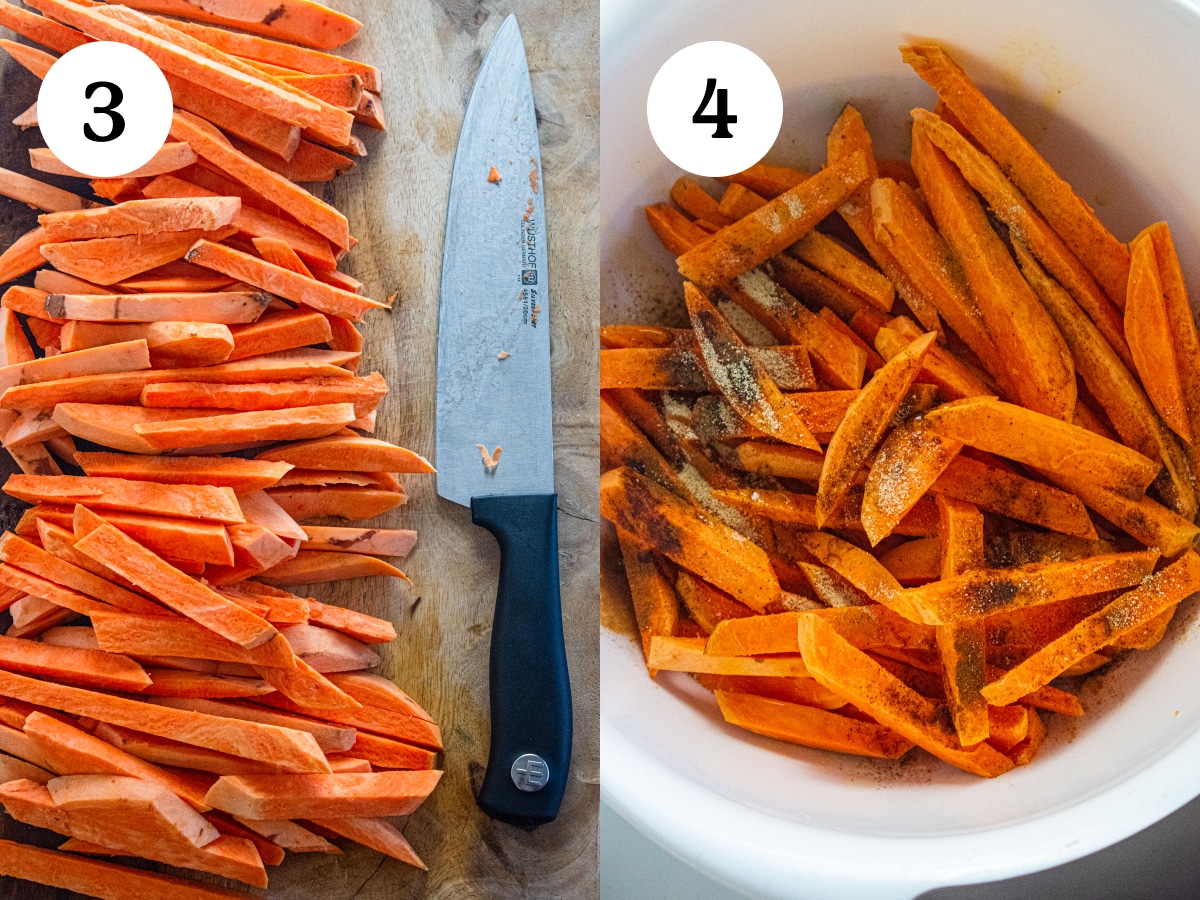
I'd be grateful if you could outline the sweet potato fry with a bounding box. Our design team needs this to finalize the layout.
[1125,229,1190,441]
[900,549,1160,625]
[131,403,356,451]
[0,668,328,772]
[645,203,710,255]
[1013,240,1195,519]
[60,321,234,368]
[817,331,936,526]
[601,467,781,610]
[0,164,95,213]
[0,837,264,899]
[716,690,913,758]
[5,474,244,523]
[798,531,918,621]
[40,197,240,242]
[124,0,362,51]
[647,636,808,677]
[170,111,350,247]
[40,227,238,286]
[912,109,1132,368]
[93,722,286,777]
[797,615,1013,776]
[91,612,291,669]
[1144,224,1200,487]
[149,698,353,753]
[728,268,867,389]
[670,177,732,226]
[869,177,1004,382]
[932,496,989,745]
[677,152,870,286]
[1037,470,1200,557]
[0,226,50,284]
[792,230,895,311]
[256,434,433,473]
[30,142,196,179]
[861,419,962,545]
[72,453,289,496]
[139,669,275,699]
[684,283,818,449]
[826,106,942,334]
[205,769,440,821]
[47,291,271,325]
[617,532,679,664]
[188,240,378,320]
[911,123,1075,419]
[76,526,277,649]
[600,344,814,392]
[922,397,1160,497]
[930,455,1097,539]
[258,551,405,586]
[983,552,1200,706]
[902,45,1131,307]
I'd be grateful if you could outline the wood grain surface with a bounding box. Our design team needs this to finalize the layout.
[0,1,599,897]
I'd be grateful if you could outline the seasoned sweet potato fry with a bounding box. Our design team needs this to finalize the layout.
[930,456,1097,539]
[618,532,679,665]
[1125,232,1190,441]
[716,690,913,759]
[861,420,962,545]
[677,152,870,286]
[684,283,818,450]
[826,106,941,333]
[797,616,1013,776]
[913,109,1131,367]
[647,636,808,677]
[1014,240,1196,519]
[983,552,1200,706]
[923,397,1160,497]
[817,331,936,526]
[912,124,1075,419]
[902,45,1131,307]
[600,344,814,392]
[900,550,1160,625]
[600,467,781,611]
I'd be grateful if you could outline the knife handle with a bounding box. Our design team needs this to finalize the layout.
[470,493,572,827]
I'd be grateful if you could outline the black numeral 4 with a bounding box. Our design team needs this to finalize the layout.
[693,78,736,139]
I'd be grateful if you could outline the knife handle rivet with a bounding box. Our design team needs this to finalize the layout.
[510,753,549,792]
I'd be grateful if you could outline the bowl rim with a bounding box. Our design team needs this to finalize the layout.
[598,0,1200,894]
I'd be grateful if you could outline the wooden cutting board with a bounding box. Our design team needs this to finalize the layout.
[0,1,598,897]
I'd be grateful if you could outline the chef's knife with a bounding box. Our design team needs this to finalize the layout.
[435,14,571,828]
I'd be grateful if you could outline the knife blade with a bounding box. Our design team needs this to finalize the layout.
[435,14,571,828]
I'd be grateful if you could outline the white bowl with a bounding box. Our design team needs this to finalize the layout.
[599,1,1200,897]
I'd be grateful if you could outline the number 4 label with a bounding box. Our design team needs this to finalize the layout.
[38,41,173,178]
[693,78,736,139]
[647,41,782,178]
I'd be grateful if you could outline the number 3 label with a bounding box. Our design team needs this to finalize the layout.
[39,42,173,178]
[647,41,782,178]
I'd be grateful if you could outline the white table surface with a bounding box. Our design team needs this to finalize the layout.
[600,796,1200,899]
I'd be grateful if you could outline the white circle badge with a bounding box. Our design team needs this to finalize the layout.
[38,41,173,178]
[647,41,783,178]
